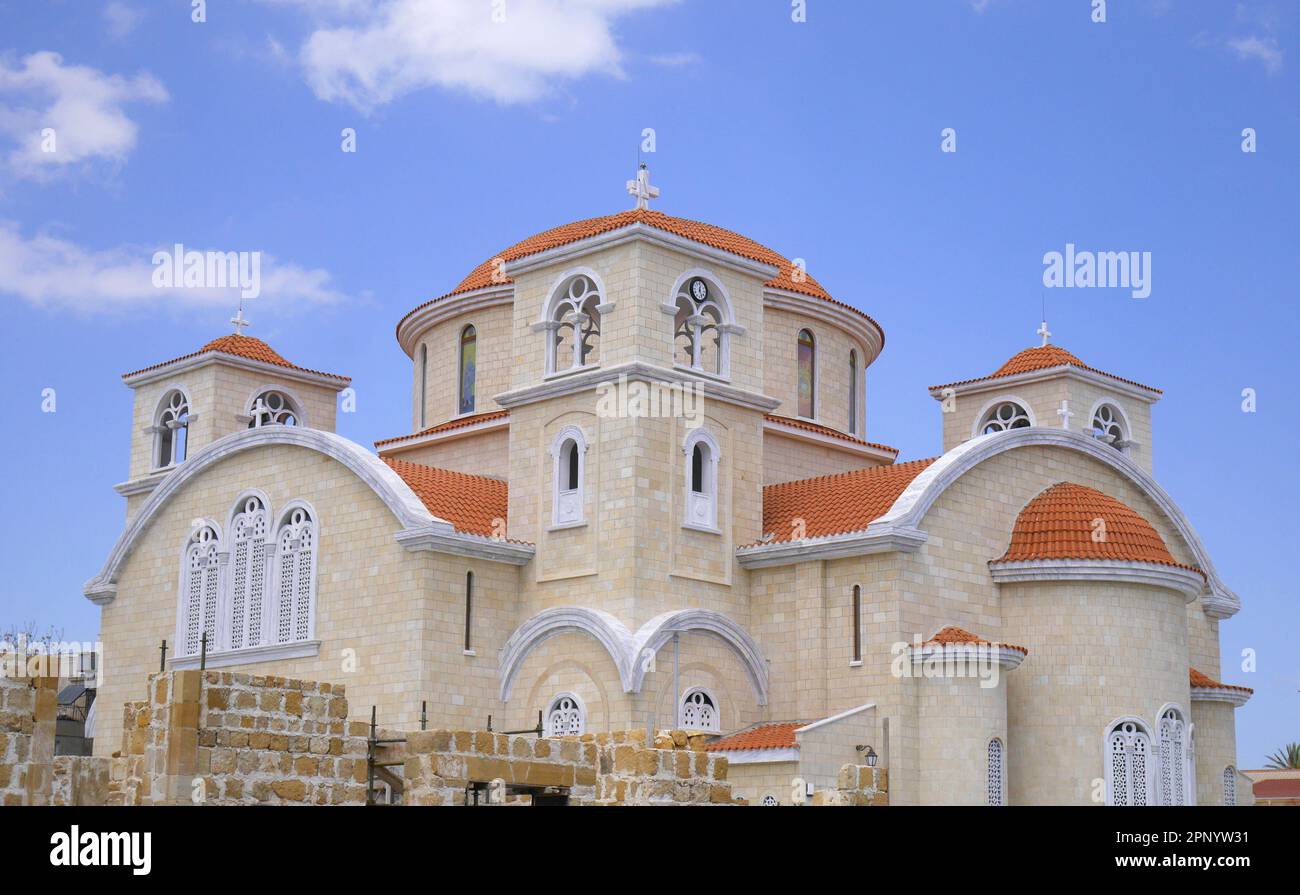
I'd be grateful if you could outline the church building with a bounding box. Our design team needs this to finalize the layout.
[84,168,1250,805]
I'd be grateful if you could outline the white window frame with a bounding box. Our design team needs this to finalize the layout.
[987,737,1006,806]
[1156,703,1195,806]
[796,327,817,421]
[848,349,860,435]
[1104,717,1155,806]
[972,395,1036,437]
[245,385,307,428]
[679,686,720,733]
[175,519,224,658]
[545,692,586,737]
[667,268,735,380]
[549,425,588,529]
[152,387,192,470]
[1088,399,1132,452]
[272,500,319,647]
[457,323,477,417]
[539,268,606,376]
[225,490,272,652]
[682,427,721,533]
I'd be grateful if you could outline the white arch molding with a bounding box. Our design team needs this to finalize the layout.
[244,383,310,428]
[970,394,1038,438]
[666,267,737,379]
[85,426,445,605]
[498,606,768,706]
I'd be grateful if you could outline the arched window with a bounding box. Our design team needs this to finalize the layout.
[463,571,473,653]
[228,495,270,651]
[1158,707,1192,806]
[760,794,779,806]
[848,350,859,435]
[680,688,719,732]
[797,329,816,419]
[1105,719,1153,806]
[179,524,221,657]
[1223,766,1237,806]
[683,428,720,530]
[274,505,317,645]
[987,738,1005,805]
[1090,403,1128,450]
[154,389,190,469]
[978,401,1031,435]
[673,275,727,375]
[458,325,476,415]
[545,273,602,373]
[851,585,862,663]
[249,390,299,427]
[545,694,584,737]
[551,426,587,526]
[418,343,428,429]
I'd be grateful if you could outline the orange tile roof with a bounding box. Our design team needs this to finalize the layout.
[382,457,509,539]
[991,482,1202,573]
[1252,779,1300,799]
[923,625,1027,655]
[375,410,509,449]
[123,334,350,382]
[756,457,937,545]
[705,721,808,753]
[930,343,1160,394]
[1189,667,1253,695]
[397,209,883,344]
[764,414,898,455]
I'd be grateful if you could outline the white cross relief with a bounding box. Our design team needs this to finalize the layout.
[1037,320,1051,347]
[1057,399,1075,429]
[249,396,270,427]
[626,163,660,210]
[231,307,252,335]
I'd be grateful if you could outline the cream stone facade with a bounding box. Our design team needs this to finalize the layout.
[85,184,1250,806]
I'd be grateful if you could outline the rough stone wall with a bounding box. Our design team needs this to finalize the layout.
[0,674,109,806]
[815,764,888,806]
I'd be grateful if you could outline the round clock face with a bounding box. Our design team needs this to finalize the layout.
[690,278,708,302]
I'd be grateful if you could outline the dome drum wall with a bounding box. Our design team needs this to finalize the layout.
[762,306,876,435]
[915,673,1008,805]
[1191,700,1239,806]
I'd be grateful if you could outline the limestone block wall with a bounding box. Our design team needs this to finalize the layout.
[761,431,885,485]
[725,761,799,805]
[915,672,1007,805]
[796,704,878,793]
[1192,700,1239,806]
[820,764,888,806]
[762,306,870,436]
[381,427,510,480]
[410,303,513,430]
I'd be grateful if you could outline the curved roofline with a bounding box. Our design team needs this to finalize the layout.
[83,427,445,605]
[867,427,1239,618]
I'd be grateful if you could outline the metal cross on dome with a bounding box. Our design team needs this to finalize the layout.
[626,163,660,210]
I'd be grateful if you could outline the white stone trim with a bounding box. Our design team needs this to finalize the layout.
[796,701,876,734]
[969,394,1037,438]
[1086,397,1132,440]
[735,524,928,569]
[928,364,1162,404]
[395,527,534,565]
[763,288,884,364]
[493,360,781,414]
[396,285,513,357]
[499,607,635,701]
[679,686,721,733]
[170,639,321,670]
[550,424,588,527]
[1104,716,1156,807]
[909,642,1027,671]
[668,267,735,379]
[989,559,1205,601]
[717,747,800,765]
[376,412,509,455]
[124,352,349,391]
[84,427,445,604]
[631,609,768,705]
[869,427,1239,618]
[113,470,170,498]
[683,427,721,531]
[1189,686,1252,708]
[544,691,587,737]
[762,417,897,463]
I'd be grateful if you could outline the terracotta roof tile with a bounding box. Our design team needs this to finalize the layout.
[764,414,898,455]
[123,334,350,382]
[705,721,808,753]
[397,209,883,344]
[1189,667,1253,695]
[930,343,1160,394]
[991,482,1202,573]
[1252,779,1300,799]
[375,410,509,449]
[923,625,1027,655]
[382,457,509,539]
[756,457,937,546]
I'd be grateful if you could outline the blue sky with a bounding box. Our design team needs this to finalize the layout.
[0,0,1294,765]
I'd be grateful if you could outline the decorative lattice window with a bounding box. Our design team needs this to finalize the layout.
[154,390,189,469]
[680,688,719,732]
[673,276,726,375]
[797,329,816,419]
[459,325,476,415]
[979,401,1031,435]
[1158,707,1190,806]
[274,506,316,644]
[228,495,269,651]
[761,794,779,806]
[1223,766,1236,806]
[546,274,602,373]
[987,738,1005,805]
[1091,403,1127,449]
[1106,720,1152,806]
[249,390,299,427]
[181,525,221,657]
[545,694,584,737]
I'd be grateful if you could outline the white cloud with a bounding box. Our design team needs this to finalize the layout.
[0,52,167,180]
[1227,35,1284,74]
[0,222,348,315]
[103,2,145,39]
[259,0,678,110]
[647,52,701,68]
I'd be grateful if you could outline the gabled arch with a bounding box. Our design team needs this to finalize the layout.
[866,427,1239,617]
[84,426,444,605]
[498,607,634,701]
[630,609,768,705]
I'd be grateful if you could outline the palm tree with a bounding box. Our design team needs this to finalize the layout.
[1264,743,1300,770]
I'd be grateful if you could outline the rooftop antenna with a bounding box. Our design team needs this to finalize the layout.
[1037,294,1051,347]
